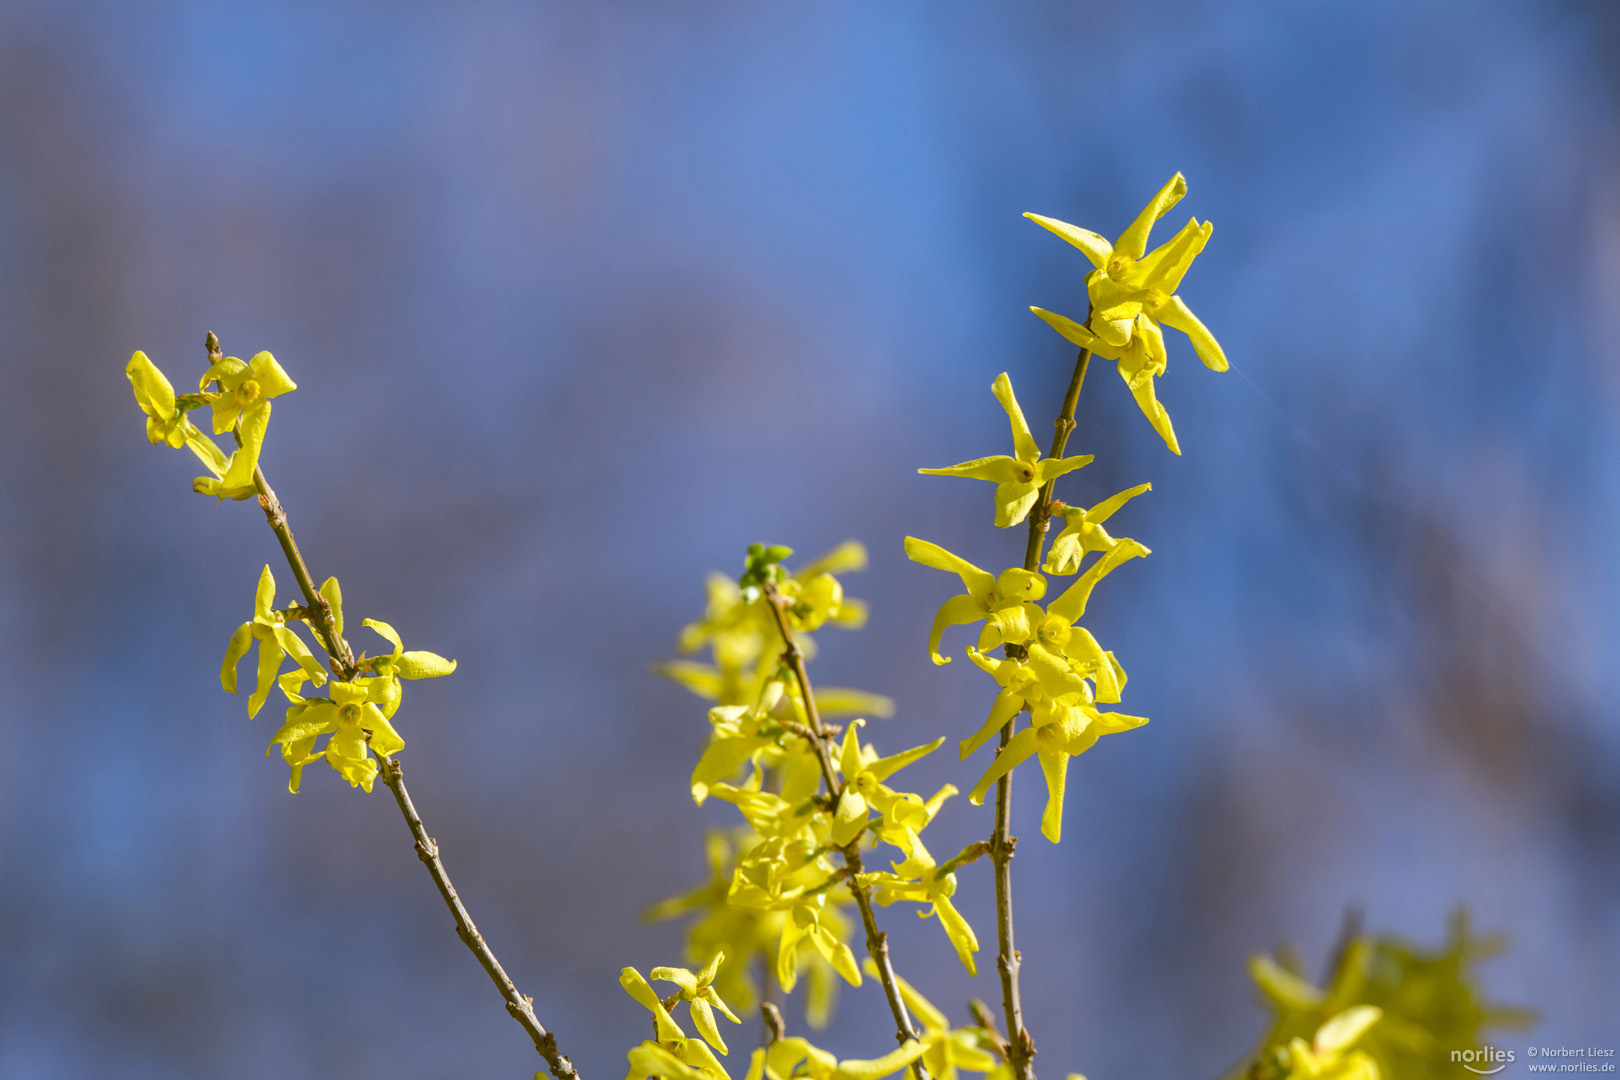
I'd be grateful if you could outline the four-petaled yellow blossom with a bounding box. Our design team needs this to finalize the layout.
[860,866,979,975]
[647,953,743,1054]
[966,701,1146,843]
[919,373,1093,528]
[902,537,1046,665]
[1027,173,1227,454]
[220,565,329,718]
[1042,483,1152,575]
[356,614,458,719]
[267,677,405,792]
[199,350,297,489]
[126,351,241,493]
[622,966,732,1080]
[831,720,946,847]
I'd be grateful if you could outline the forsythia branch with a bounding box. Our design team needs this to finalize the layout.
[994,346,1093,1080]
[201,331,579,1080]
[760,582,932,1080]
[380,757,580,1080]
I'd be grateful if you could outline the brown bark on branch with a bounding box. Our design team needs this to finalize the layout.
[204,330,579,1080]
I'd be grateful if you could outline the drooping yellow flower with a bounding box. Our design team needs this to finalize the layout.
[622,967,733,1080]
[1027,174,1226,454]
[862,867,979,975]
[956,646,1094,763]
[966,703,1146,843]
[126,351,236,480]
[648,953,743,1054]
[659,544,887,718]
[777,894,862,992]
[1026,173,1225,366]
[355,614,457,719]
[198,350,297,489]
[220,565,329,718]
[902,537,1045,664]
[1043,483,1151,575]
[265,677,406,793]
[919,373,1092,528]
[830,720,946,847]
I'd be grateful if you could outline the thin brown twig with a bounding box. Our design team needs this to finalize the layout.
[204,331,579,1080]
[760,583,930,1080]
[380,758,580,1080]
[994,346,1092,1080]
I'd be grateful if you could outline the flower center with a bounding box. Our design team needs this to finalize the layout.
[337,702,362,724]
[1036,723,1064,748]
[1037,616,1071,651]
[234,379,262,408]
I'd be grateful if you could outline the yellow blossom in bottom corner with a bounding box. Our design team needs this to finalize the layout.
[621,967,733,1080]
[1266,1007,1383,1080]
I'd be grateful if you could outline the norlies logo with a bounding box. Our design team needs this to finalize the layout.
[1454,1046,1517,1074]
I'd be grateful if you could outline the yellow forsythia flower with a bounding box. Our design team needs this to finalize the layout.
[266,677,405,793]
[918,373,1092,528]
[1042,483,1151,575]
[1027,173,1226,454]
[125,351,236,484]
[622,966,732,1080]
[647,953,743,1055]
[901,537,1045,665]
[220,565,328,718]
[198,350,296,489]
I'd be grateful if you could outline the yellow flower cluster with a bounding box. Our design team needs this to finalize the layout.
[128,348,456,793]
[1244,914,1535,1080]
[644,544,1008,1079]
[1026,173,1226,455]
[909,371,1151,843]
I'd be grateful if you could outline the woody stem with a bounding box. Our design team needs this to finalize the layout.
[206,331,580,1080]
[995,347,1091,1080]
[760,583,931,1080]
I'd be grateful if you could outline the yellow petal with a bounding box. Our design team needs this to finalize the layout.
[1155,294,1227,372]
[1022,212,1112,268]
[902,537,994,595]
[1114,173,1187,260]
[220,622,253,694]
[919,456,1028,485]
[1029,307,1122,358]
[990,373,1040,464]
[690,997,728,1055]
[1046,539,1150,623]
[247,351,298,398]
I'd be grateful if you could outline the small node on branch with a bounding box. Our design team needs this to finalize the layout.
[761,1002,785,1044]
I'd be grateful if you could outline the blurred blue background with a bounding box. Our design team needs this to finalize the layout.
[2,1,1617,1077]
